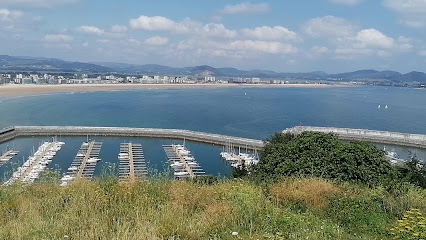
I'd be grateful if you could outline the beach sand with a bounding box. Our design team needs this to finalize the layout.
[0,83,345,98]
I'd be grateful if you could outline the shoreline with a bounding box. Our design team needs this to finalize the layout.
[0,83,348,98]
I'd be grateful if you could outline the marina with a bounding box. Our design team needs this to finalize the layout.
[0,149,19,168]
[118,143,147,181]
[163,144,206,179]
[220,151,260,169]
[220,140,260,169]
[61,141,102,186]
[3,140,64,185]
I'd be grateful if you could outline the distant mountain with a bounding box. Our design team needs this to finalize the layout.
[0,55,112,73]
[1,55,426,83]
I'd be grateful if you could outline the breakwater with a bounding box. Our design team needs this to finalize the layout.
[284,126,426,149]
[0,126,264,150]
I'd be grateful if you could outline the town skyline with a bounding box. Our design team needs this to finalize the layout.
[1,0,426,73]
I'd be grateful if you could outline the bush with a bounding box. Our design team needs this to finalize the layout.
[252,132,394,185]
[395,153,426,189]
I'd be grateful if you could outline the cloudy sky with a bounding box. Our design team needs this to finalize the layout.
[0,0,425,73]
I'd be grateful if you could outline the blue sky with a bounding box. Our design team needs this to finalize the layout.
[0,0,425,73]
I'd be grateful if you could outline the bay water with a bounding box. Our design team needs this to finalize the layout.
[0,86,425,179]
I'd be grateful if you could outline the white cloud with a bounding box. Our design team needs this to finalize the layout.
[0,0,77,8]
[221,2,270,14]
[130,16,236,38]
[129,15,189,33]
[419,50,426,56]
[241,26,300,41]
[228,40,297,54]
[97,39,110,44]
[43,34,73,42]
[201,23,236,38]
[77,26,104,35]
[329,0,363,5]
[304,16,357,37]
[354,28,394,49]
[383,0,426,28]
[312,46,329,54]
[0,9,23,22]
[383,0,426,14]
[145,36,169,46]
[332,29,402,59]
[110,25,127,33]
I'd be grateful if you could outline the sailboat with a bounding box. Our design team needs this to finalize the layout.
[378,105,381,109]
[385,105,388,109]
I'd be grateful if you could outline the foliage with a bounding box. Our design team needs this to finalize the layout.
[1,178,424,239]
[252,132,394,185]
[395,153,426,189]
[390,209,426,239]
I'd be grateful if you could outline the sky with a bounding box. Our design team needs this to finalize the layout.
[0,0,426,73]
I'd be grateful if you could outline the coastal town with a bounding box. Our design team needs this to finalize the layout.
[0,73,296,85]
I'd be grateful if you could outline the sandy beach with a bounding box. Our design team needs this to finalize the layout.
[0,83,346,98]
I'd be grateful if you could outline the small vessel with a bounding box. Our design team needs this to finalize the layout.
[378,105,381,109]
[68,166,78,171]
[385,105,388,109]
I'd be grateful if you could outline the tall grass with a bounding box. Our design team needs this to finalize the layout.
[0,178,424,239]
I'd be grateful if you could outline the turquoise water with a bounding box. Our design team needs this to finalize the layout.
[0,86,425,179]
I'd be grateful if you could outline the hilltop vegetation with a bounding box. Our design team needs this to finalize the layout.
[0,178,425,239]
[0,132,425,239]
[251,132,426,189]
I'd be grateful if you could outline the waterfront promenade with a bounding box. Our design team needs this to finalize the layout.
[284,126,426,149]
[2,126,426,150]
[0,126,265,150]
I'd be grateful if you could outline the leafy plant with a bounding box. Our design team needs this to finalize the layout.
[390,208,426,239]
[252,132,394,185]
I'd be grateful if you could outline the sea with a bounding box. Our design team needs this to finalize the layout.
[0,86,425,180]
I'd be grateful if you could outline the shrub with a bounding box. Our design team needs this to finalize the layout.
[252,132,394,185]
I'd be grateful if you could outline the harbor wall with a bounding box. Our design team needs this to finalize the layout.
[0,126,265,150]
[284,126,426,149]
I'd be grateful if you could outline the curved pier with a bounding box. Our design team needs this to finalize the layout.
[0,126,264,150]
[284,126,426,149]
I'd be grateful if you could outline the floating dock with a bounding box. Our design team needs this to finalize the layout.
[61,141,102,186]
[118,143,147,181]
[4,141,64,185]
[0,149,19,168]
[163,144,206,179]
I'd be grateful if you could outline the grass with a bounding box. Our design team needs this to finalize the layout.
[0,177,425,240]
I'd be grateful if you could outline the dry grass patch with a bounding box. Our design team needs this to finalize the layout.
[270,178,341,210]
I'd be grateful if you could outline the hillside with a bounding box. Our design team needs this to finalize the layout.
[0,178,424,239]
[0,55,112,73]
[1,55,426,82]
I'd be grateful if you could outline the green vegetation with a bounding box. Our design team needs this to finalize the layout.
[251,132,426,189]
[390,209,426,239]
[0,132,425,239]
[0,178,424,239]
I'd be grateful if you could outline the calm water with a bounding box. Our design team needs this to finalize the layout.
[0,86,425,179]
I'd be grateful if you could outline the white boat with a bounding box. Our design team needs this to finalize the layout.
[87,157,101,163]
[385,105,388,109]
[174,171,189,176]
[68,166,78,171]
[378,105,381,109]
